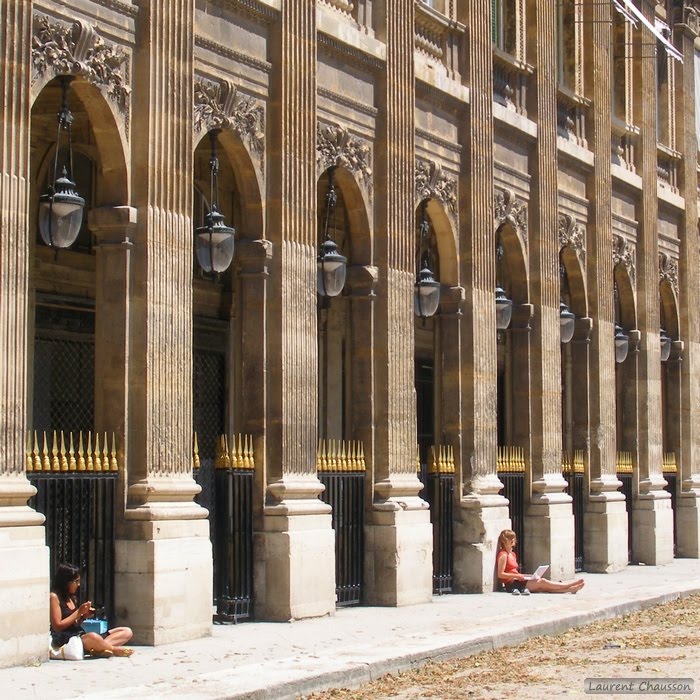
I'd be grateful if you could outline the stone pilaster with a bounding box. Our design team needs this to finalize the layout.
[674,4,700,557]
[630,1,673,565]
[364,1,433,606]
[115,0,212,645]
[0,0,50,668]
[453,0,510,593]
[522,0,574,580]
[254,1,335,621]
[582,0,628,572]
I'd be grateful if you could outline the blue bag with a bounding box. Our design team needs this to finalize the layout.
[82,618,109,635]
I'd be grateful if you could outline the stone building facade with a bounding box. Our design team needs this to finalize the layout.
[2,0,700,667]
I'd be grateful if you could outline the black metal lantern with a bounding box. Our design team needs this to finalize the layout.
[495,237,512,330]
[195,130,235,274]
[317,167,347,298]
[559,301,576,344]
[414,201,440,319]
[660,327,672,362]
[38,77,85,251]
[615,324,629,364]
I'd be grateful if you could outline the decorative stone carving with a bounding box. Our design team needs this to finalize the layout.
[558,213,586,263]
[31,14,130,114]
[415,158,458,218]
[674,2,699,33]
[194,78,265,156]
[659,252,679,294]
[612,234,636,283]
[494,187,527,238]
[317,123,372,191]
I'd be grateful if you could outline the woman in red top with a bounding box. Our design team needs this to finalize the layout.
[496,530,585,594]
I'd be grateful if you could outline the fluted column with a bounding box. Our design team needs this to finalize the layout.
[254,1,335,620]
[452,0,510,592]
[115,0,212,645]
[0,0,50,667]
[674,4,700,557]
[582,0,628,572]
[364,1,433,606]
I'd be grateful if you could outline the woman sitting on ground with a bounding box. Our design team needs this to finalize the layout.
[50,563,134,657]
[496,529,585,595]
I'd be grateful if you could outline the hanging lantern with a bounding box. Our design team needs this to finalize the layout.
[615,324,629,364]
[659,328,672,362]
[414,200,440,319]
[559,301,576,344]
[495,285,513,330]
[317,167,347,297]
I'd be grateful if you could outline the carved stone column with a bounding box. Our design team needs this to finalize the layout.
[0,0,50,668]
[674,4,700,558]
[254,2,335,620]
[630,1,673,565]
[582,0,628,572]
[364,1,433,606]
[115,0,213,645]
[453,0,510,593]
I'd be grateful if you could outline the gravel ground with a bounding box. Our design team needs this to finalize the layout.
[305,594,700,700]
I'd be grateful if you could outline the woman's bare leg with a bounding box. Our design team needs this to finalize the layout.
[81,632,113,655]
[527,578,585,593]
[104,627,133,647]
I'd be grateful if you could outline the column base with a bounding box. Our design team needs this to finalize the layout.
[453,494,510,593]
[524,497,575,580]
[583,496,628,572]
[254,509,335,621]
[676,491,700,558]
[364,504,432,606]
[0,524,49,668]
[632,492,674,565]
[115,518,213,645]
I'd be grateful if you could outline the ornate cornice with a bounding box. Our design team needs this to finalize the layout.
[318,87,378,118]
[194,77,265,156]
[659,251,679,294]
[195,36,272,74]
[558,213,586,264]
[494,187,527,239]
[317,122,372,191]
[95,0,139,17]
[318,33,384,72]
[613,234,636,284]
[31,14,130,115]
[415,158,458,219]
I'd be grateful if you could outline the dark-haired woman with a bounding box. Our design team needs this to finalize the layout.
[50,563,134,658]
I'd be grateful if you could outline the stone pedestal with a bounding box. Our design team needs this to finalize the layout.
[254,509,335,621]
[584,479,628,572]
[0,508,49,667]
[676,488,700,558]
[364,494,432,606]
[453,485,511,593]
[524,496,575,580]
[115,517,212,645]
[632,490,674,565]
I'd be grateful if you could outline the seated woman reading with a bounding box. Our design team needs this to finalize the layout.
[50,563,134,657]
[496,529,585,595]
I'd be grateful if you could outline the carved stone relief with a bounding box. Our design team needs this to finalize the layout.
[558,213,586,264]
[494,187,528,240]
[31,14,130,115]
[415,158,458,219]
[659,252,679,295]
[674,2,699,33]
[612,234,636,284]
[316,123,372,191]
[194,78,265,157]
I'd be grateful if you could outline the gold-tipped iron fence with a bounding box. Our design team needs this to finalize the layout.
[562,450,586,474]
[317,439,366,472]
[428,445,455,474]
[26,430,119,473]
[497,445,526,473]
[213,434,255,470]
[663,452,677,474]
[616,451,634,474]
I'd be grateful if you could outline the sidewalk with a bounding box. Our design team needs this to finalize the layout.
[5,559,700,700]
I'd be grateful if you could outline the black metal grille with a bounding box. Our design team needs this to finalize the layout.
[664,471,677,556]
[500,471,526,566]
[618,472,633,563]
[426,471,454,593]
[565,472,585,571]
[29,472,116,623]
[319,471,365,606]
[213,468,254,622]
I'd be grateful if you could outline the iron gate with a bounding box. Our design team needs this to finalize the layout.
[425,446,454,594]
[617,451,634,564]
[663,452,678,557]
[498,446,526,566]
[318,440,365,606]
[563,451,585,572]
[27,431,117,624]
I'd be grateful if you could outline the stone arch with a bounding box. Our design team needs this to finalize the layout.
[614,263,636,329]
[660,279,679,340]
[31,75,129,207]
[496,219,529,305]
[422,198,458,287]
[560,245,587,318]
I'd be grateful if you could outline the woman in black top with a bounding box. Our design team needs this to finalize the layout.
[50,563,134,657]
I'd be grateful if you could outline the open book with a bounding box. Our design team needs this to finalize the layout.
[523,565,549,581]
